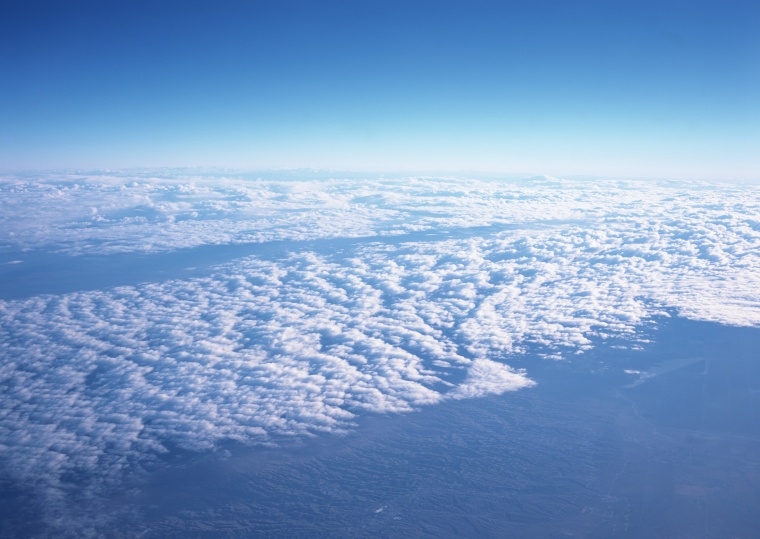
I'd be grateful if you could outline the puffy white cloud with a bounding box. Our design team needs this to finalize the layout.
[448,359,535,399]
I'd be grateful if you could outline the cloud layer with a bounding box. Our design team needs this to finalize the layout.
[1,172,759,533]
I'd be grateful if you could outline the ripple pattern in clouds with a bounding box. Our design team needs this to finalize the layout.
[1,173,759,532]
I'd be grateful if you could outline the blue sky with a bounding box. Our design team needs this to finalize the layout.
[1,0,758,178]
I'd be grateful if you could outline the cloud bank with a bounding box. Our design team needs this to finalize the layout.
[0,172,759,533]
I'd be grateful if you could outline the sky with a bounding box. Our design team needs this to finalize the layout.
[1,0,758,178]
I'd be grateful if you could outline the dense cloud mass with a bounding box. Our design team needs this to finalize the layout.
[1,172,759,533]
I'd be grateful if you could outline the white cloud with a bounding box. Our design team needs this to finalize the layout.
[448,359,535,399]
[1,172,759,533]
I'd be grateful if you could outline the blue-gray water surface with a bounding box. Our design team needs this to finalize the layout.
[4,316,758,538]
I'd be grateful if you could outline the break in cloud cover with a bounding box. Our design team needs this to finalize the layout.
[1,172,759,533]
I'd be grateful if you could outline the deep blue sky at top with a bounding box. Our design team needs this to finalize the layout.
[1,0,758,178]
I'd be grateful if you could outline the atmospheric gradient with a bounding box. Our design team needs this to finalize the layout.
[2,1,758,177]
